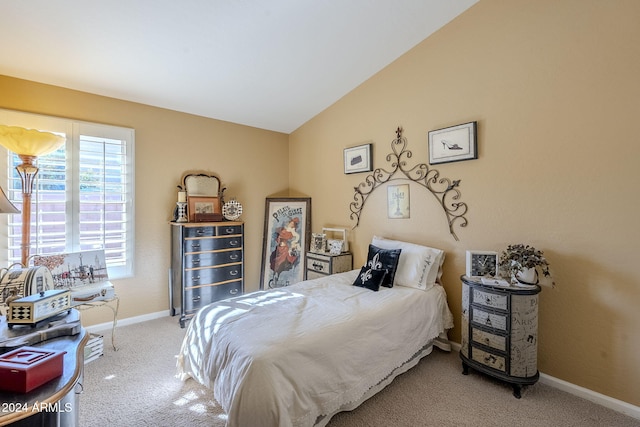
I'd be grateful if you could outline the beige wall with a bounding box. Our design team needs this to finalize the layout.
[0,74,290,324]
[289,0,640,407]
[1,0,638,409]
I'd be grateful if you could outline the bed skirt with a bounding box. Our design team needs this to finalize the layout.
[314,332,451,426]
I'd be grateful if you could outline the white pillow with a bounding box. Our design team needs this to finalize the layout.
[371,236,445,291]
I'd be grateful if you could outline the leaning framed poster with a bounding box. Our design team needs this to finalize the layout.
[260,197,311,289]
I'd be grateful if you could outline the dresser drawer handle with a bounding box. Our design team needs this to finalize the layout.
[224,227,235,234]
[191,275,200,281]
[192,295,201,302]
[229,270,239,276]
[196,228,206,235]
[230,254,239,260]
[312,262,324,271]
[191,243,201,249]
[485,297,492,305]
[192,259,200,265]
[485,354,497,364]
[230,289,239,295]
[229,240,239,246]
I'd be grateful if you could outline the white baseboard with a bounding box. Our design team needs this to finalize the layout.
[448,342,639,420]
[85,309,169,334]
[538,373,640,420]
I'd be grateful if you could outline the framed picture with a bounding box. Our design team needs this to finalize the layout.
[344,143,373,174]
[310,233,326,253]
[260,197,311,289]
[465,250,498,277]
[188,196,221,222]
[428,121,477,165]
[387,184,410,219]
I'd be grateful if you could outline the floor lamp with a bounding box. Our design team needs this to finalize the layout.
[0,125,65,267]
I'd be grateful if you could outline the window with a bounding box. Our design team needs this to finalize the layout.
[0,109,135,279]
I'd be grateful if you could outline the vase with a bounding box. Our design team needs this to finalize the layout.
[515,267,538,286]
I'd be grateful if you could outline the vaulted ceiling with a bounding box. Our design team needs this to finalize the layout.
[1,1,478,133]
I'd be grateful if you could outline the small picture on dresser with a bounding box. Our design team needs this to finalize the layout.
[310,233,326,254]
[187,196,221,222]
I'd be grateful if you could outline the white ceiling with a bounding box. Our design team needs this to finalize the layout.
[1,0,478,134]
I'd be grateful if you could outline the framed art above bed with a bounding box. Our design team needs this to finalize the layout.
[349,126,469,241]
[260,197,311,289]
[428,121,478,165]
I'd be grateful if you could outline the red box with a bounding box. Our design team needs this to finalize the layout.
[0,347,66,393]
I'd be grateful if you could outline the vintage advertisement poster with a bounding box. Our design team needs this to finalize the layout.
[260,198,311,289]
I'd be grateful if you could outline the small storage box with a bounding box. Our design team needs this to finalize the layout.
[0,346,66,393]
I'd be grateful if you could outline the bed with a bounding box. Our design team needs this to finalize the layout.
[176,237,454,427]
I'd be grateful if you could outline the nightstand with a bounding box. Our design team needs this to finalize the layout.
[306,252,353,280]
[460,275,540,398]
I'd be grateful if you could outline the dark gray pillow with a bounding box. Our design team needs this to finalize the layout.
[353,266,387,291]
[366,244,401,287]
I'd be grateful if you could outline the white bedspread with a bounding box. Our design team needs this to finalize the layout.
[176,269,454,427]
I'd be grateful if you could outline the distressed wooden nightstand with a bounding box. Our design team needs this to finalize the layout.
[306,252,353,280]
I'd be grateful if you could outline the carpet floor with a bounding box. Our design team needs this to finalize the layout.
[79,316,639,426]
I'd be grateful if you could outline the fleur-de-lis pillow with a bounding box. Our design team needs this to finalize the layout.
[366,244,401,287]
[352,266,387,291]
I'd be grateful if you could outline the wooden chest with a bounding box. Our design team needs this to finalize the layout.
[7,289,71,328]
[0,346,66,393]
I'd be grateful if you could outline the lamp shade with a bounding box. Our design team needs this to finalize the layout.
[0,125,65,156]
[0,186,19,214]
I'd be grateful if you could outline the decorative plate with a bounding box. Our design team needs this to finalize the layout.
[222,199,243,220]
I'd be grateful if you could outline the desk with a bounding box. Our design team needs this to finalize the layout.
[0,310,88,426]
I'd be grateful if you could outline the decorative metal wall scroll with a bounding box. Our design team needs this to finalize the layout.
[349,127,468,241]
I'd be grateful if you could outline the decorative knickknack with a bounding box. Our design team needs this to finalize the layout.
[499,244,553,287]
[515,267,538,285]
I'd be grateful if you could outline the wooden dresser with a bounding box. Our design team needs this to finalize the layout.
[305,252,353,280]
[170,222,244,328]
[460,275,540,398]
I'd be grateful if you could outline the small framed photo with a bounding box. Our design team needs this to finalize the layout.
[466,250,498,277]
[310,233,326,253]
[188,196,221,222]
[344,143,373,174]
[387,184,410,219]
[428,121,477,165]
[327,239,344,255]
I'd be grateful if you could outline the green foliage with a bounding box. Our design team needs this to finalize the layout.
[499,244,551,279]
